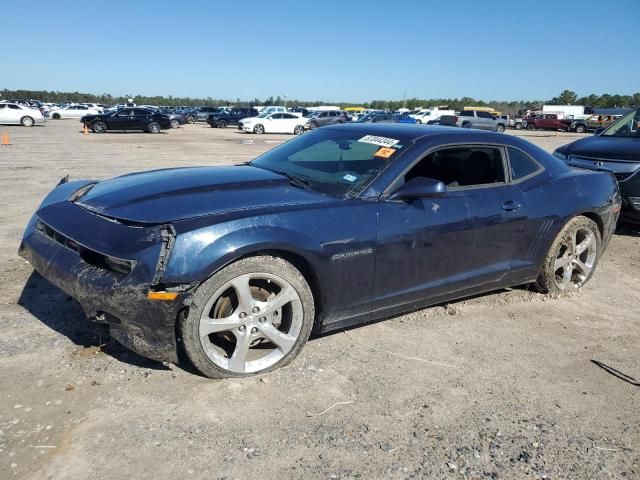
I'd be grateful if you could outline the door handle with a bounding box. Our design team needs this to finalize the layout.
[501,201,522,212]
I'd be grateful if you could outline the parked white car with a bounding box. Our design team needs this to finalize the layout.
[49,105,100,119]
[411,108,455,124]
[0,103,45,126]
[240,112,305,134]
[80,103,104,113]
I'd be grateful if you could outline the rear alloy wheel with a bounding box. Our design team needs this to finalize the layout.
[416,119,422,124]
[170,119,180,129]
[148,122,161,134]
[21,116,35,127]
[514,122,522,130]
[535,216,600,295]
[527,123,535,130]
[217,120,227,128]
[496,124,505,133]
[308,121,318,130]
[294,125,304,135]
[575,124,586,134]
[91,121,107,133]
[187,115,196,124]
[253,124,265,134]
[180,256,315,378]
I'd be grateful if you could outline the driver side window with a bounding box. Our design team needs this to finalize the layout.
[404,146,506,188]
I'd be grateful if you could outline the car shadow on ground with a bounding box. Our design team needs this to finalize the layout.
[18,271,170,371]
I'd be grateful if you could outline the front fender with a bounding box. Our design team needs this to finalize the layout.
[162,222,323,284]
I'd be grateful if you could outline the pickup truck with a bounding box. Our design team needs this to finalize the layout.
[568,114,622,134]
[456,110,506,132]
[207,108,259,128]
[524,114,571,131]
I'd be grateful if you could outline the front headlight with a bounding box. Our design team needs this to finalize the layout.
[552,150,567,161]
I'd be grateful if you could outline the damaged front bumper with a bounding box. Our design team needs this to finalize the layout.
[18,201,185,363]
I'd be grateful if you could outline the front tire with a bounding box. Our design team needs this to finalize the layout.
[515,122,522,130]
[294,125,304,135]
[416,119,422,124]
[308,121,318,130]
[52,113,61,120]
[527,123,535,130]
[180,256,315,378]
[148,121,161,134]
[21,116,35,127]
[575,124,586,134]
[535,216,601,295]
[91,121,107,133]
[253,124,265,134]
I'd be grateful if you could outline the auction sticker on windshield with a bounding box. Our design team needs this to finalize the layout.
[358,135,400,148]
[374,147,396,159]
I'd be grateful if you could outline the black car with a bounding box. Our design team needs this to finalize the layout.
[356,113,398,123]
[81,108,172,134]
[553,108,640,223]
[427,115,458,127]
[207,108,259,128]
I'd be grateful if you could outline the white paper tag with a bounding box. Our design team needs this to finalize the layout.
[357,135,400,148]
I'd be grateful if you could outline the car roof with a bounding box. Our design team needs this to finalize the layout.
[323,122,481,140]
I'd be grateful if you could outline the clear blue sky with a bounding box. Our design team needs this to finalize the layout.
[2,0,638,102]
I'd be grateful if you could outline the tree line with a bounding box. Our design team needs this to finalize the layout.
[2,89,639,115]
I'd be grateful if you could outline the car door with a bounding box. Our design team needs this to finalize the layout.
[109,109,133,129]
[5,104,22,123]
[0,104,12,123]
[132,109,151,130]
[374,144,527,309]
[476,111,494,130]
[281,113,300,133]
[264,113,281,132]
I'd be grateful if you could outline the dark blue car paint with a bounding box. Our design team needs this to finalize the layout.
[18,125,621,364]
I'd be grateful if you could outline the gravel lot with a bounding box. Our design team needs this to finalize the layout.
[0,121,638,480]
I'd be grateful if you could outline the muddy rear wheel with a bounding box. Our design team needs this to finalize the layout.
[535,216,601,295]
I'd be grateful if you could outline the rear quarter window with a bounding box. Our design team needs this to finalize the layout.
[508,147,542,180]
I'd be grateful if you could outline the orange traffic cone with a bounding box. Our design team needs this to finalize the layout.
[83,124,88,135]
[1,132,9,145]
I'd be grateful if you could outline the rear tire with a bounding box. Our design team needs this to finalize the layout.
[308,121,318,130]
[527,123,535,130]
[515,122,522,130]
[21,116,35,127]
[416,119,422,124]
[186,115,196,124]
[534,216,601,295]
[496,124,505,133]
[180,256,315,379]
[148,122,161,134]
[52,113,61,120]
[170,119,180,129]
[218,120,227,128]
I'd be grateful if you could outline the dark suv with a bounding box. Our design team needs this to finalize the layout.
[305,110,349,129]
[207,108,259,128]
[194,106,224,122]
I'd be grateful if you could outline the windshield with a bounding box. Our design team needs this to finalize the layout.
[256,112,270,118]
[250,129,411,197]
[600,109,640,137]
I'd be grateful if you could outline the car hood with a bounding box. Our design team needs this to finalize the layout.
[562,134,640,162]
[74,166,332,224]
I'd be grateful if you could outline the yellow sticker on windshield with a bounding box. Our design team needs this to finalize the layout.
[374,147,396,159]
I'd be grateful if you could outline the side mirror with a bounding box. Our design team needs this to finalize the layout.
[389,177,447,200]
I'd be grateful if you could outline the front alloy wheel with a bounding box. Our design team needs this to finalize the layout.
[294,125,304,135]
[253,124,265,134]
[92,121,107,133]
[181,256,314,378]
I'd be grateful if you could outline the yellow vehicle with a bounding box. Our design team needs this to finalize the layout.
[343,107,365,112]
[463,106,501,117]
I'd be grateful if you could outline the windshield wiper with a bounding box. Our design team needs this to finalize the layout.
[248,163,311,190]
[274,170,311,190]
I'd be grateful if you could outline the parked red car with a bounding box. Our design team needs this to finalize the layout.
[525,114,571,131]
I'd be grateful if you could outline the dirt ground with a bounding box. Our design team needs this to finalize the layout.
[0,120,638,480]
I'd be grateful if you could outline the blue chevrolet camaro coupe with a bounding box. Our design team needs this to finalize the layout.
[19,124,621,378]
